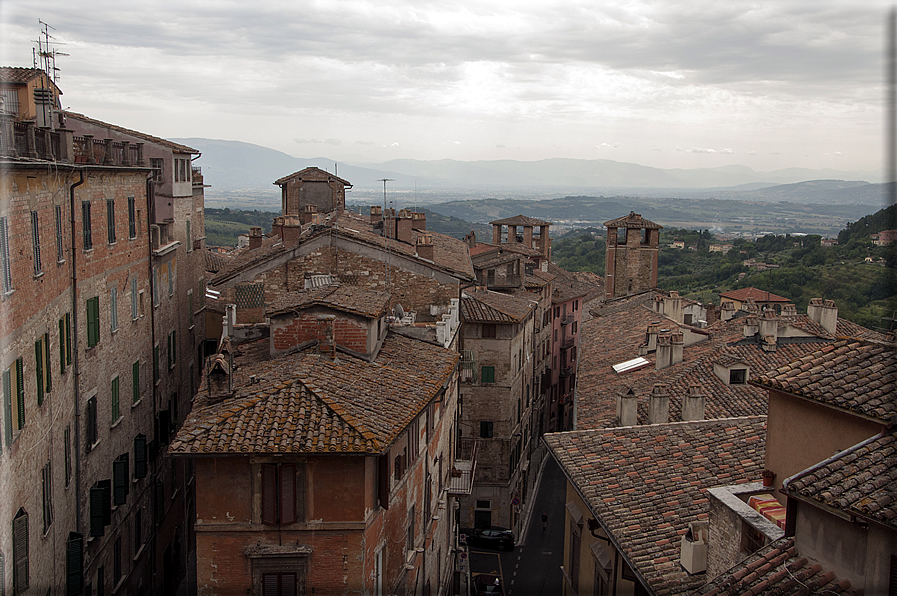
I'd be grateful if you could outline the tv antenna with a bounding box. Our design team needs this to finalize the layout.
[378,178,394,294]
[32,21,67,128]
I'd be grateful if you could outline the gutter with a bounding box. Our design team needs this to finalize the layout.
[70,168,86,534]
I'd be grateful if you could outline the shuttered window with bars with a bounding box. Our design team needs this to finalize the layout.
[260,463,301,526]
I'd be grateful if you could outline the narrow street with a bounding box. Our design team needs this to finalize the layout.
[468,454,567,596]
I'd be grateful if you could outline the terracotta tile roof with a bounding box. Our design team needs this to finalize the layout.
[695,537,860,596]
[170,334,458,455]
[65,112,197,153]
[576,294,890,430]
[0,67,59,87]
[461,289,536,324]
[604,211,662,229]
[267,284,389,319]
[274,167,353,187]
[211,210,474,286]
[490,215,552,226]
[785,430,897,529]
[204,249,233,273]
[719,288,791,304]
[546,417,767,595]
[752,339,896,424]
[547,263,595,304]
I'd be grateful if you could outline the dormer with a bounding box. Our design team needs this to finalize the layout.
[713,355,750,386]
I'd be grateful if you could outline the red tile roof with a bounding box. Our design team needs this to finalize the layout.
[65,112,197,153]
[267,284,390,319]
[0,67,59,88]
[273,167,352,188]
[604,211,662,229]
[490,215,551,226]
[169,334,458,455]
[719,288,791,304]
[546,417,767,595]
[461,289,536,323]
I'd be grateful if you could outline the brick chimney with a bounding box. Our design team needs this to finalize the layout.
[416,234,434,261]
[742,298,760,316]
[616,387,638,427]
[759,310,778,345]
[807,298,838,335]
[300,204,318,225]
[655,334,672,370]
[411,211,427,231]
[743,315,759,338]
[280,215,303,246]
[206,353,233,402]
[396,210,414,244]
[464,231,477,248]
[370,205,383,226]
[648,384,669,425]
[248,226,263,250]
[682,384,705,422]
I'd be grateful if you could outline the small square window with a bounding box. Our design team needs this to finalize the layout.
[480,421,494,438]
[730,369,747,385]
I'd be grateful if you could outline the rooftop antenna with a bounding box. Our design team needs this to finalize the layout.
[378,178,394,294]
[32,21,67,129]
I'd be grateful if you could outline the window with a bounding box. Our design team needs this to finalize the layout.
[153,345,160,383]
[113,454,129,505]
[66,532,84,595]
[111,376,120,423]
[4,358,25,443]
[131,278,138,320]
[167,262,173,297]
[186,219,192,252]
[59,313,71,372]
[86,396,98,449]
[134,434,147,479]
[113,537,122,584]
[64,425,72,487]
[106,199,116,244]
[482,323,496,338]
[110,287,118,332]
[187,290,194,324]
[41,460,53,532]
[1,87,20,113]
[572,321,578,334]
[150,158,163,182]
[406,505,415,554]
[89,480,111,537]
[730,369,747,385]
[55,205,64,262]
[168,331,176,369]
[153,266,160,307]
[86,297,100,348]
[262,573,299,596]
[132,361,140,403]
[82,201,92,250]
[35,334,51,405]
[31,211,42,275]
[13,508,28,593]
[128,196,136,239]
[0,216,11,293]
[480,421,494,438]
[260,463,299,525]
[481,366,495,383]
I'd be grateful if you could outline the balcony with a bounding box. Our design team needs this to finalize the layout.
[561,314,575,325]
[559,365,574,378]
[561,337,575,350]
[448,438,478,496]
[459,350,477,383]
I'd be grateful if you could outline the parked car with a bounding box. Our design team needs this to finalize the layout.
[464,527,515,551]
[472,573,503,595]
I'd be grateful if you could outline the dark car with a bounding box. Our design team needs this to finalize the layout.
[472,573,503,595]
[465,527,515,551]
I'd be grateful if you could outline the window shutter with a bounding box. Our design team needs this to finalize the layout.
[65,313,72,364]
[171,330,176,365]
[134,434,147,479]
[263,573,278,596]
[44,333,51,393]
[3,369,12,446]
[261,464,277,525]
[282,573,296,596]
[0,215,11,293]
[59,318,66,373]
[15,358,24,430]
[67,532,84,596]
[36,339,44,405]
[131,278,138,320]
[113,456,128,505]
[378,454,390,510]
[280,464,296,525]
[89,486,105,537]
[13,511,29,592]
[132,361,140,403]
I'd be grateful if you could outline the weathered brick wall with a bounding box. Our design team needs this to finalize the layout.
[271,311,372,356]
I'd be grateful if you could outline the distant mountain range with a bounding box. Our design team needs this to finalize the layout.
[174,138,884,206]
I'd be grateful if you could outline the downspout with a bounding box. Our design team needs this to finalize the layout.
[69,168,85,534]
[146,175,160,595]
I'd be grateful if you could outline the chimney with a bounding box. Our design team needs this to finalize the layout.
[416,234,434,261]
[464,230,477,248]
[720,301,736,322]
[743,315,759,338]
[248,226,263,250]
[759,310,778,345]
[317,314,337,359]
[682,384,705,422]
[206,354,233,402]
[648,384,670,425]
[300,204,318,225]
[396,210,414,244]
[680,521,708,574]
[638,323,661,356]
[370,205,383,226]
[670,331,684,366]
[655,334,672,370]
[280,215,303,246]
[653,294,664,315]
[666,291,683,324]
[742,298,760,316]
[616,388,638,427]
[807,298,838,335]
[780,303,797,318]
[762,334,777,352]
[411,211,427,231]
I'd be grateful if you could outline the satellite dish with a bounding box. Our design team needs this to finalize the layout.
[394,303,405,318]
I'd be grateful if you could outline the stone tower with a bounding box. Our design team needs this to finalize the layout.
[273,167,352,217]
[604,211,662,300]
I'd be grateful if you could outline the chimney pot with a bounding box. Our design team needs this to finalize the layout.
[682,384,705,421]
[649,384,670,424]
[616,388,638,427]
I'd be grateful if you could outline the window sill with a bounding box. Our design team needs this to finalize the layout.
[133,542,146,562]
[112,328,119,335]
[108,241,117,247]
[57,259,66,265]
[83,248,94,254]
[111,416,123,430]
[86,438,101,453]
[131,397,143,409]
[33,271,44,279]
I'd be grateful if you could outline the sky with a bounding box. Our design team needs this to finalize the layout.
[0,1,892,174]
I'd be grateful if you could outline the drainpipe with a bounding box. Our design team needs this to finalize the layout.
[145,175,160,595]
[69,168,85,533]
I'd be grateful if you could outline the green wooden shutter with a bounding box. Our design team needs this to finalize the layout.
[89,486,105,537]
[66,532,84,596]
[15,358,24,430]
[3,368,12,447]
[59,318,66,373]
[44,333,51,393]
[111,377,120,422]
[113,456,128,505]
[35,339,44,405]
[134,434,147,479]
[65,313,72,364]
[87,297,100,348]
[132,361,140,403]
[13,511,29,592]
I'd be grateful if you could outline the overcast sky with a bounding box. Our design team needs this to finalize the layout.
[0,1,891,173]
